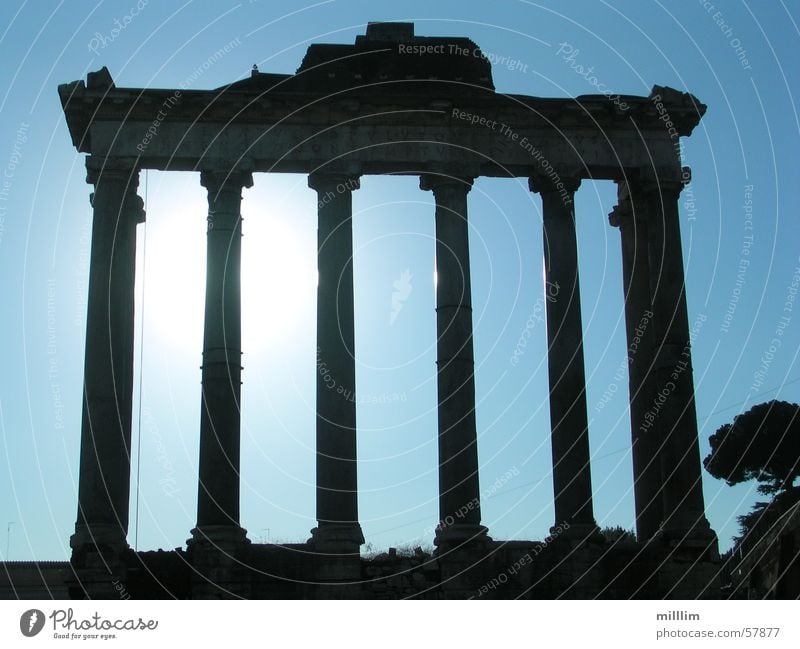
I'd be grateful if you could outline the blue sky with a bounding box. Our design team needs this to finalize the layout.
[0,0,798,561]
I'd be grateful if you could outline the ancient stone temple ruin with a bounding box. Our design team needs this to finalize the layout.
[54,22,719,598]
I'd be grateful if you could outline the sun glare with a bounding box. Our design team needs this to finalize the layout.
[241,207,316,350]
[141,174,315,355]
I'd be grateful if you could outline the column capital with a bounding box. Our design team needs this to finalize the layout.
[608,200,634,228]
[200,168,254,193]
[626,166,690,196]
[528,173,581,195]
[85,156,140,187]
[308,172,360,193]
[86,158,144,223]
[419,174,474,194]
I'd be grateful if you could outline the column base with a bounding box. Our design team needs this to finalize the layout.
[69,524,129,599]
[552,521,604,545]
[435,524,491,597]
[307,523,364,556]
[187,526,250,599]
[659,516,718,557]
[434,524,491,553]
[661,511,714,539]
[70,523,128,556]
[649,521,721,598]
[187,525,250,551]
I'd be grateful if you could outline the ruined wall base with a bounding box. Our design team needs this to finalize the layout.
[54,537,722,600]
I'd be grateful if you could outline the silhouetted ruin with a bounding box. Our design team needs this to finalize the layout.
[6,22,721,598]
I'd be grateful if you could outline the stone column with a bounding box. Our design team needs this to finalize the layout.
[529,175,597,536]
[308,172,364,554]
[71,158,144,559]
[629,171,712,542]
[609,185,663,541]
[420,174,488,550]
[191,169,252,547]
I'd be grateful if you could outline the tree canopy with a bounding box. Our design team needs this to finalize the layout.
[704,400,800,495]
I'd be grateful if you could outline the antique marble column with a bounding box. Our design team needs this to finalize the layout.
[609,184,663,541]
[629,170,712,542]
[420,174,488,549]
[529,175,597,536]
[191,169,252,546]
[72,158,144,556]
[308,172,364,554]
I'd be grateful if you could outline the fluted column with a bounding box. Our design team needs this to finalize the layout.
[420,174,488,550]
[191,169,252,546]
[529,175,597,536]
[308,172,364,554]
[629,170,712,542]
[609,184,663,541]
[72,158,144,556]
